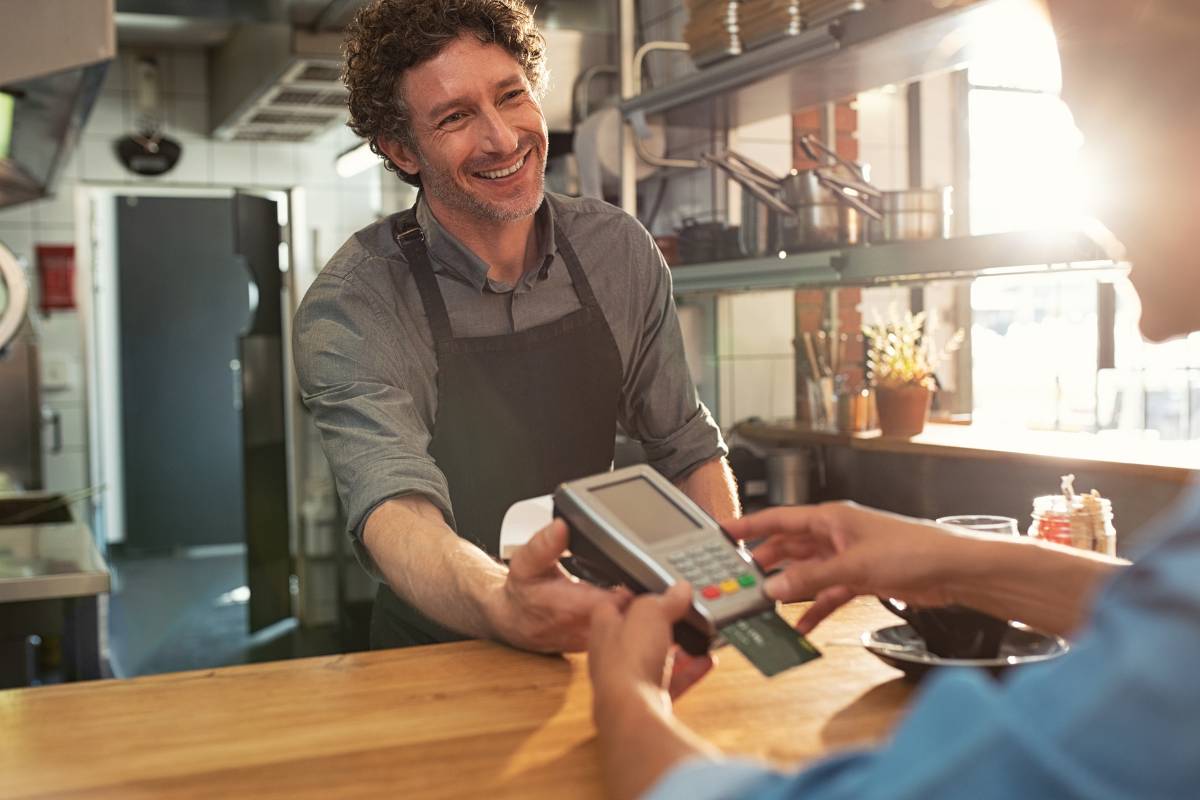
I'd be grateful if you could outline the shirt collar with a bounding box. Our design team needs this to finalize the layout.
[413,192,558,293]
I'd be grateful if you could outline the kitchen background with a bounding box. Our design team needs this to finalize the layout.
[2,0,1197,681]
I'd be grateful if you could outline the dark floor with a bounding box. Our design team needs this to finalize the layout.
[106,550,355,677]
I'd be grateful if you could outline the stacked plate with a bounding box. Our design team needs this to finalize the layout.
[683,0,871,67]
[799,0,868,28]
[686,0,871,65]
[683,0,742,66]
[739,1,804,51]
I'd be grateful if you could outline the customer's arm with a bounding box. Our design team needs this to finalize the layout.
[674,457,740,522]
[591,508,1199,800]
[366,502,627,652]
[588,584,720,800]
[726,503,1126,637]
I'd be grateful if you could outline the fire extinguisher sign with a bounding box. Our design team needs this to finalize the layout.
[36,244,75,314]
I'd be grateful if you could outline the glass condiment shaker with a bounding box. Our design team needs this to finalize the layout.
[1029,494,1116,556]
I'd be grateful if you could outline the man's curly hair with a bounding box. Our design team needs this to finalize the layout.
[342,0,548,187]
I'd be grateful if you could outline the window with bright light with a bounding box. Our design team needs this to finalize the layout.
[967,88,1089,236]
[965,15,1198,440]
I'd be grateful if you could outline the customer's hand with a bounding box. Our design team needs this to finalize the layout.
[725,502,964,633]
[588,582,714,719]
[494,520,632,653]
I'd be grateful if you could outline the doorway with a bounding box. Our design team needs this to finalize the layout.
[81,187,304,675]
[115,194,247,550]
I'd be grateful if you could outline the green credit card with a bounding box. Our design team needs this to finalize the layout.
[719,610,822,677]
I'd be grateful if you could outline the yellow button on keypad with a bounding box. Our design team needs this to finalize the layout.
[719,579,739,594]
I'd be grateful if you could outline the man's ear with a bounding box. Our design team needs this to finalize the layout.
[377,137,420,177]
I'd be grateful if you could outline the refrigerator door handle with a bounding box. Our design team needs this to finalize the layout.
[230,359,242,411]
[41,405,62,453]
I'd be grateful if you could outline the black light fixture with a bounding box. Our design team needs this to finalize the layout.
[114,131,181,176]
[113,56,182,177]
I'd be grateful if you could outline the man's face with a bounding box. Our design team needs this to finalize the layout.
[388,35,548,223]
[1047,0,1200,341]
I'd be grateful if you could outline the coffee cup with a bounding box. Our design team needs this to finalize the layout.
[879,598,1010,659]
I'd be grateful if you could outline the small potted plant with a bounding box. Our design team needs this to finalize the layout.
[863,311,964,437]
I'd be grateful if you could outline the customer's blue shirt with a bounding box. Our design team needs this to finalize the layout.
[647,484,1200,800]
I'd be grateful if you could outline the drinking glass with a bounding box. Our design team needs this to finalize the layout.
[935,515,1020,536]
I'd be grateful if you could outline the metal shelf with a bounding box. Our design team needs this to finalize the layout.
[670,229,1117,295]
[621,0,1044,127]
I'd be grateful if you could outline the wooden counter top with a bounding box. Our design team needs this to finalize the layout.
[1,599,911,799]
[737,420,1200,483]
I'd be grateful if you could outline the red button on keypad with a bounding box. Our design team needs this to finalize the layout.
[701,585,721,600]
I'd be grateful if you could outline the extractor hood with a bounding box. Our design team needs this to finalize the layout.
[209,24,348,143]
[0,0,115,208]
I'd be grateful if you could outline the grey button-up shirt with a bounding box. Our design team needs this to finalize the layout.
[293,191,726,571]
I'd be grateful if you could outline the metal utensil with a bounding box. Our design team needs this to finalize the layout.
[814,330,832,377]
[816,170,883,222]
[703,152,795,216]
[797,133,871,184]
[801,332,821,381]
[707,148,877,250]
[725,149,789,187]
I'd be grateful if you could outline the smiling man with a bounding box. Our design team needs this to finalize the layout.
[293,0,737,652]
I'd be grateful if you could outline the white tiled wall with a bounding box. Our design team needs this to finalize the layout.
[0,47,383,497]
[716,291,796,424]
[857,87,909,190]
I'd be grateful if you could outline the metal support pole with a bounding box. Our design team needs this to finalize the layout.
[819,102,837,151]
[951,69,974,414]
[631,42,701,170]
[906,81,923,189]
[618,0,637,216]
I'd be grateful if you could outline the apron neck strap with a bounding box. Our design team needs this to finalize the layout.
[392,206,603,344]
[393,208,455,344]
[552,220,601,311]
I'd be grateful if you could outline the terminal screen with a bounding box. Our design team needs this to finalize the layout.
[590,476,700,543]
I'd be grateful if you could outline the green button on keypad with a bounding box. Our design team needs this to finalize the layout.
[737,573,756,587]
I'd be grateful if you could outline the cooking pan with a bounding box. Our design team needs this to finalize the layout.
[728,144,881,245]
[867,187,953,243]
[706,149,881,250]
[797,135,953,243]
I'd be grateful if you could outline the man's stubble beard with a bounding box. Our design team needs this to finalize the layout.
[415,137,546,223]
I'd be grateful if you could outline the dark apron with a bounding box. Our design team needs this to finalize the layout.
[370,205,624,648]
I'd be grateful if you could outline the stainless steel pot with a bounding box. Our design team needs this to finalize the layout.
[868,187,953,243]
[788,136,881,248]
[739,184,780,257]
[706,149,881,252]
[766,449,810,506]
[779,167,880,249]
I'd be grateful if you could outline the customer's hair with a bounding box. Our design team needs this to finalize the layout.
[342,0,548,186]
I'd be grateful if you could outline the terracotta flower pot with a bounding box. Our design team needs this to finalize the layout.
[874,384,932,437]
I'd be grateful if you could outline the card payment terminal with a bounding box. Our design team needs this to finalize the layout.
[555,464,821,676]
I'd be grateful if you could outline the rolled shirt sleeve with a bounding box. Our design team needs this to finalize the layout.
[293,263,453,577]
[615,218,726,480]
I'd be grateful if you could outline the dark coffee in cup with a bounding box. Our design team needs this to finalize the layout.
[879,598,1009,659]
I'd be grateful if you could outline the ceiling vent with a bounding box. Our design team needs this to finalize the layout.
[209,25,347,143]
